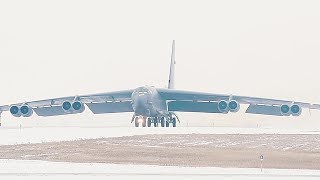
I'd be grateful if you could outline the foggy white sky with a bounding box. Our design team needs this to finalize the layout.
[1,0,320,128]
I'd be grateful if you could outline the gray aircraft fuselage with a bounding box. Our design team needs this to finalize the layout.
[131,86,167,117]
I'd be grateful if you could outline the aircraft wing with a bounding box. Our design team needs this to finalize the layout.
[0,90,134,116]
[157,88,320,115]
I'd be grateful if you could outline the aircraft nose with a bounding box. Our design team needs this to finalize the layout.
[133,95,149,115]
[134,94,147,106]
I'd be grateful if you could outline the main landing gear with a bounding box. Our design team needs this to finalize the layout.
[165,117,177,127]
[147,117,159,127]
[132,115,178,128]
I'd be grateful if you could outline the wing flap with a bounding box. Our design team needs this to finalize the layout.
[245,104,283,116]
[86,102,133,114]
[168,101,222,113]
[34,106,82,117]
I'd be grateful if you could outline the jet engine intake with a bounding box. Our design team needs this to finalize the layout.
[10,105,21,117]
[291,104,302,116]
[280,104,290,116]
[228,100,240,112]
[62,101,72,112]
[72,101,85,112]
[218,100,229,113]
[20,105,33,117]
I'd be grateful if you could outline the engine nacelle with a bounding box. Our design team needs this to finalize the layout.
[62,101,72,112]
[218,100,229,113]
[228,100,240,112]
[72,101,85,112]
[291,104,302,116]
[20,105,33,117]
[10,105,21,117]
[280,104,290,116]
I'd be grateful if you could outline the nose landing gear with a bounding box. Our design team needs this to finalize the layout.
[134,116,146,127]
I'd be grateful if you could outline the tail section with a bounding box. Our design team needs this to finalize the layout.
[168,40,176,89]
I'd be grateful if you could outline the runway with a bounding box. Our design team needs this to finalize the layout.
[0,159,320,180]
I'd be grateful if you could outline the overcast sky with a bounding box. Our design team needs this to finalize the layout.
[1,0,320,127]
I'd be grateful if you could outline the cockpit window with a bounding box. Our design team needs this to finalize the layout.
[133,87,151,94]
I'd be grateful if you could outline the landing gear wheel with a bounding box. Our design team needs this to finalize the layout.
[172,117,177,127]
[166,121,170,127]
[160,117,165,127]
[154,117,158,127]
[147,118,151,127]
[142,118,146,127]
[135,118,139,127]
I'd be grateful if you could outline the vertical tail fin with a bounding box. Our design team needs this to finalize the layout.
[168,40,176,89]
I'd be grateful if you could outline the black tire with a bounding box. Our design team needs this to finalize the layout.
[142,118,146,127]
[166,121,170,127]
[172,117,176,127]
[147,118,151,127]
[154,117,158,127]
[135,119,139,127]
[161,117,165,127]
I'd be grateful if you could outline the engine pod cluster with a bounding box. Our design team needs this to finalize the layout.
[218,100,240,113]
[9,105,33,117]
[62,101,85,113]
[280,104,302,116]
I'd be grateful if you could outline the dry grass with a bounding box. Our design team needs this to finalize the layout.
[0,134,320,169]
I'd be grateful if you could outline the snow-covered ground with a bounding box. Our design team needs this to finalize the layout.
[0,159,319,180]
[0,126,320,145]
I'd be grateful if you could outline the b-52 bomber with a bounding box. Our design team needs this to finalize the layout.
[1,41,319,127]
